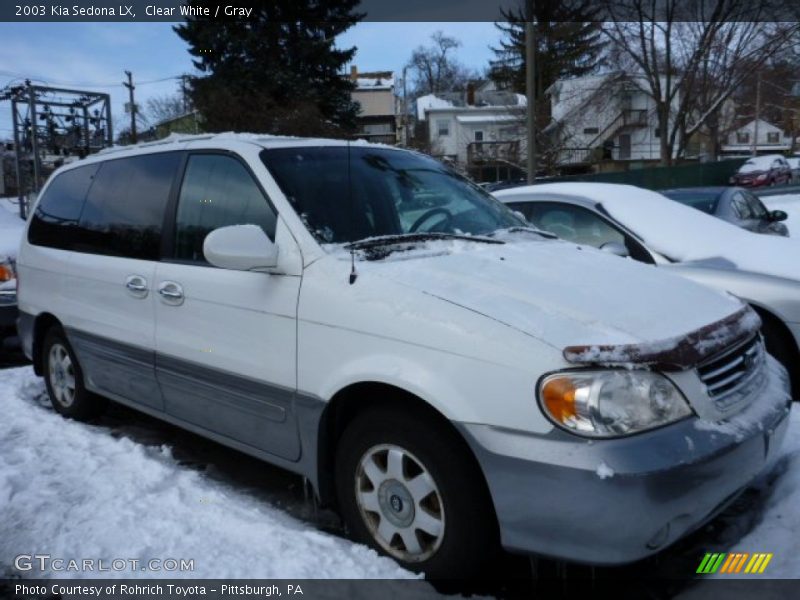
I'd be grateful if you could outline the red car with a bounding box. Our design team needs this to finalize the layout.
[730,154,792,187]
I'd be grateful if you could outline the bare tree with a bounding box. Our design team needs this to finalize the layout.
[407,31,477,97]
[145,94,187,126]
[603,0,800,165]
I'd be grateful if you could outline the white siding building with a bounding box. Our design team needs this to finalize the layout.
[722,119,792,155]
[416,85,527,181]
[545,72,678,166]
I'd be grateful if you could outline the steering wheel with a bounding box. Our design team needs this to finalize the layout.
[410,207,453,232]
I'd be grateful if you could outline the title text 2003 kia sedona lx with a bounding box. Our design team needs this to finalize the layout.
[16,134,792,578]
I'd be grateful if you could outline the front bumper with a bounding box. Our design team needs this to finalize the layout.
[457,359,792,565]
[0,300,18,331]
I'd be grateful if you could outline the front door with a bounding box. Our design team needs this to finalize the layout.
[154,152,302,460]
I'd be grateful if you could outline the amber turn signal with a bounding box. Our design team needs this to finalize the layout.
[541,376,577,423]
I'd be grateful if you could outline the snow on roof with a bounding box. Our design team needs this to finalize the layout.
[498,182,800,281]
[355,74,394,90]
[738,154,785,174]
[416,94,455,120]
[456,114,522,124]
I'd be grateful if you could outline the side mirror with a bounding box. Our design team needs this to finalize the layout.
[770,210,788,222]
[512,210,527,222]
[600,241,630,258]
[203,224,279,271]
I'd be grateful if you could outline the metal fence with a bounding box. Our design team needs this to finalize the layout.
[547,158,749,191]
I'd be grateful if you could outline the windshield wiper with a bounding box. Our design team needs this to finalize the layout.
[488,226,557,239]
[345,232,504,261]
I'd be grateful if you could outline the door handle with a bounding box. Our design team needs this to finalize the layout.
[157,281,185,305]
[125,275,148,297]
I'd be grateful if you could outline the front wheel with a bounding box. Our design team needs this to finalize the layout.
[335,406,498,578]
[42,327,107,420]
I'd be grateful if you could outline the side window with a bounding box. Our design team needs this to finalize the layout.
[77,152,181,259]
[527,202,626,248]
[731,192,752,219]
[27,164,99,249]
[174,154,277,263]
[506,201,535,221]
[743,192,768,219]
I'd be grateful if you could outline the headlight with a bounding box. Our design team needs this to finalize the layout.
[538,370,692,438]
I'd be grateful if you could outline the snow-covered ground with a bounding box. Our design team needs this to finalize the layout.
[0,367,417,580]
[761,193,800,238]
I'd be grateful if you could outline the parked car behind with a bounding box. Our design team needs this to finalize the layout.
[496,182,800,396]
[661,186,789,237]
[786,157,800,183]
[730,154,792,188]
[0,205,24,353]
[16,135,791,577]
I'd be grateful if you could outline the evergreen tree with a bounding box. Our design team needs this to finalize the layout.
[490,1,606,103]
[174,0,363,136]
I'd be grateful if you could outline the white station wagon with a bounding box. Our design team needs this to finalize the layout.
[16,134,791,578]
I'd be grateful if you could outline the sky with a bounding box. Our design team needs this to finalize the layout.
[0,21,500,140]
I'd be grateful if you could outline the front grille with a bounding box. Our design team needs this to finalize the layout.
[697,335,764,399]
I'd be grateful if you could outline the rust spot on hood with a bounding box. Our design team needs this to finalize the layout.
[563,306,761,371]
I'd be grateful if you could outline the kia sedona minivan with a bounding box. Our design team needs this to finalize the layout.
[17,134,792,578]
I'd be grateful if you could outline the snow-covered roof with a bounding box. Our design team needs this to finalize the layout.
[497,182,800,281]
[416,94,455,120]
[355,74,394,90]
[456,114,522,124]
[738,154,785,173]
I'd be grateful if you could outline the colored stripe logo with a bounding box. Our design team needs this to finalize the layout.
[697,552,773,574]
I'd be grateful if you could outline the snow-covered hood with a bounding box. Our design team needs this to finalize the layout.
[368,238,746,352]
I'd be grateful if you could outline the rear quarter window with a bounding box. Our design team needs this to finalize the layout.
[27,164,100,250]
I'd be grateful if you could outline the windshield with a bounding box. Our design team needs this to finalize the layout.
[662,190,719,214]
[260,145,523,244]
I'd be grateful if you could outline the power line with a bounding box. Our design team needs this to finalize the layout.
[0,70,183,89]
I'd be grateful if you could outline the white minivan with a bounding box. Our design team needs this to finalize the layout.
[16,134,791,578]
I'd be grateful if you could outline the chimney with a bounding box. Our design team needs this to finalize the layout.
[466,82,475,106]
[350,65,358,82]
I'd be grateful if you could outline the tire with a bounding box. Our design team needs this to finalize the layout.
[760,318,799,399]
[42,327,107,420]
[335,405,499,579]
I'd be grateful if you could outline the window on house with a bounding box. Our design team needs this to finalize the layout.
[767,132,780,144]
[737,132,750,144]
[654,128,660,138]
[583,127,599,135]
[437,120,450,136]
[474,131,484,142]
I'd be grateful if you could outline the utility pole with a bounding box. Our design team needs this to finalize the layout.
[123,70,137,144]
[402,66,409,146]
[525,0,537,184]
[752,72,761,157]
[180,74,190,114]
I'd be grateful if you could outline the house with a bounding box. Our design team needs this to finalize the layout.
[349,67,400,145]
[721,119,792,156]
[545,72,678,170]
[142,110,202,142]
[416,82,527,182]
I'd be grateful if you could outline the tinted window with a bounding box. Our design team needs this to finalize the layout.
[174,154,277,263]
[743,192,768,219]
[27,164,99,249]
[77,153,181,260]
[731,192,752,219]
[261,146,520,244]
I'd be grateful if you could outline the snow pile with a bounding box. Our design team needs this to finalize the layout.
[0,204,24,258]
[762,193,800,238]
[596,462,615,480]
[0,367,416,580]
[499,183,800,282]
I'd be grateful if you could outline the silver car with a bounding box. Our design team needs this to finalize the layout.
[495,182,800,396]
